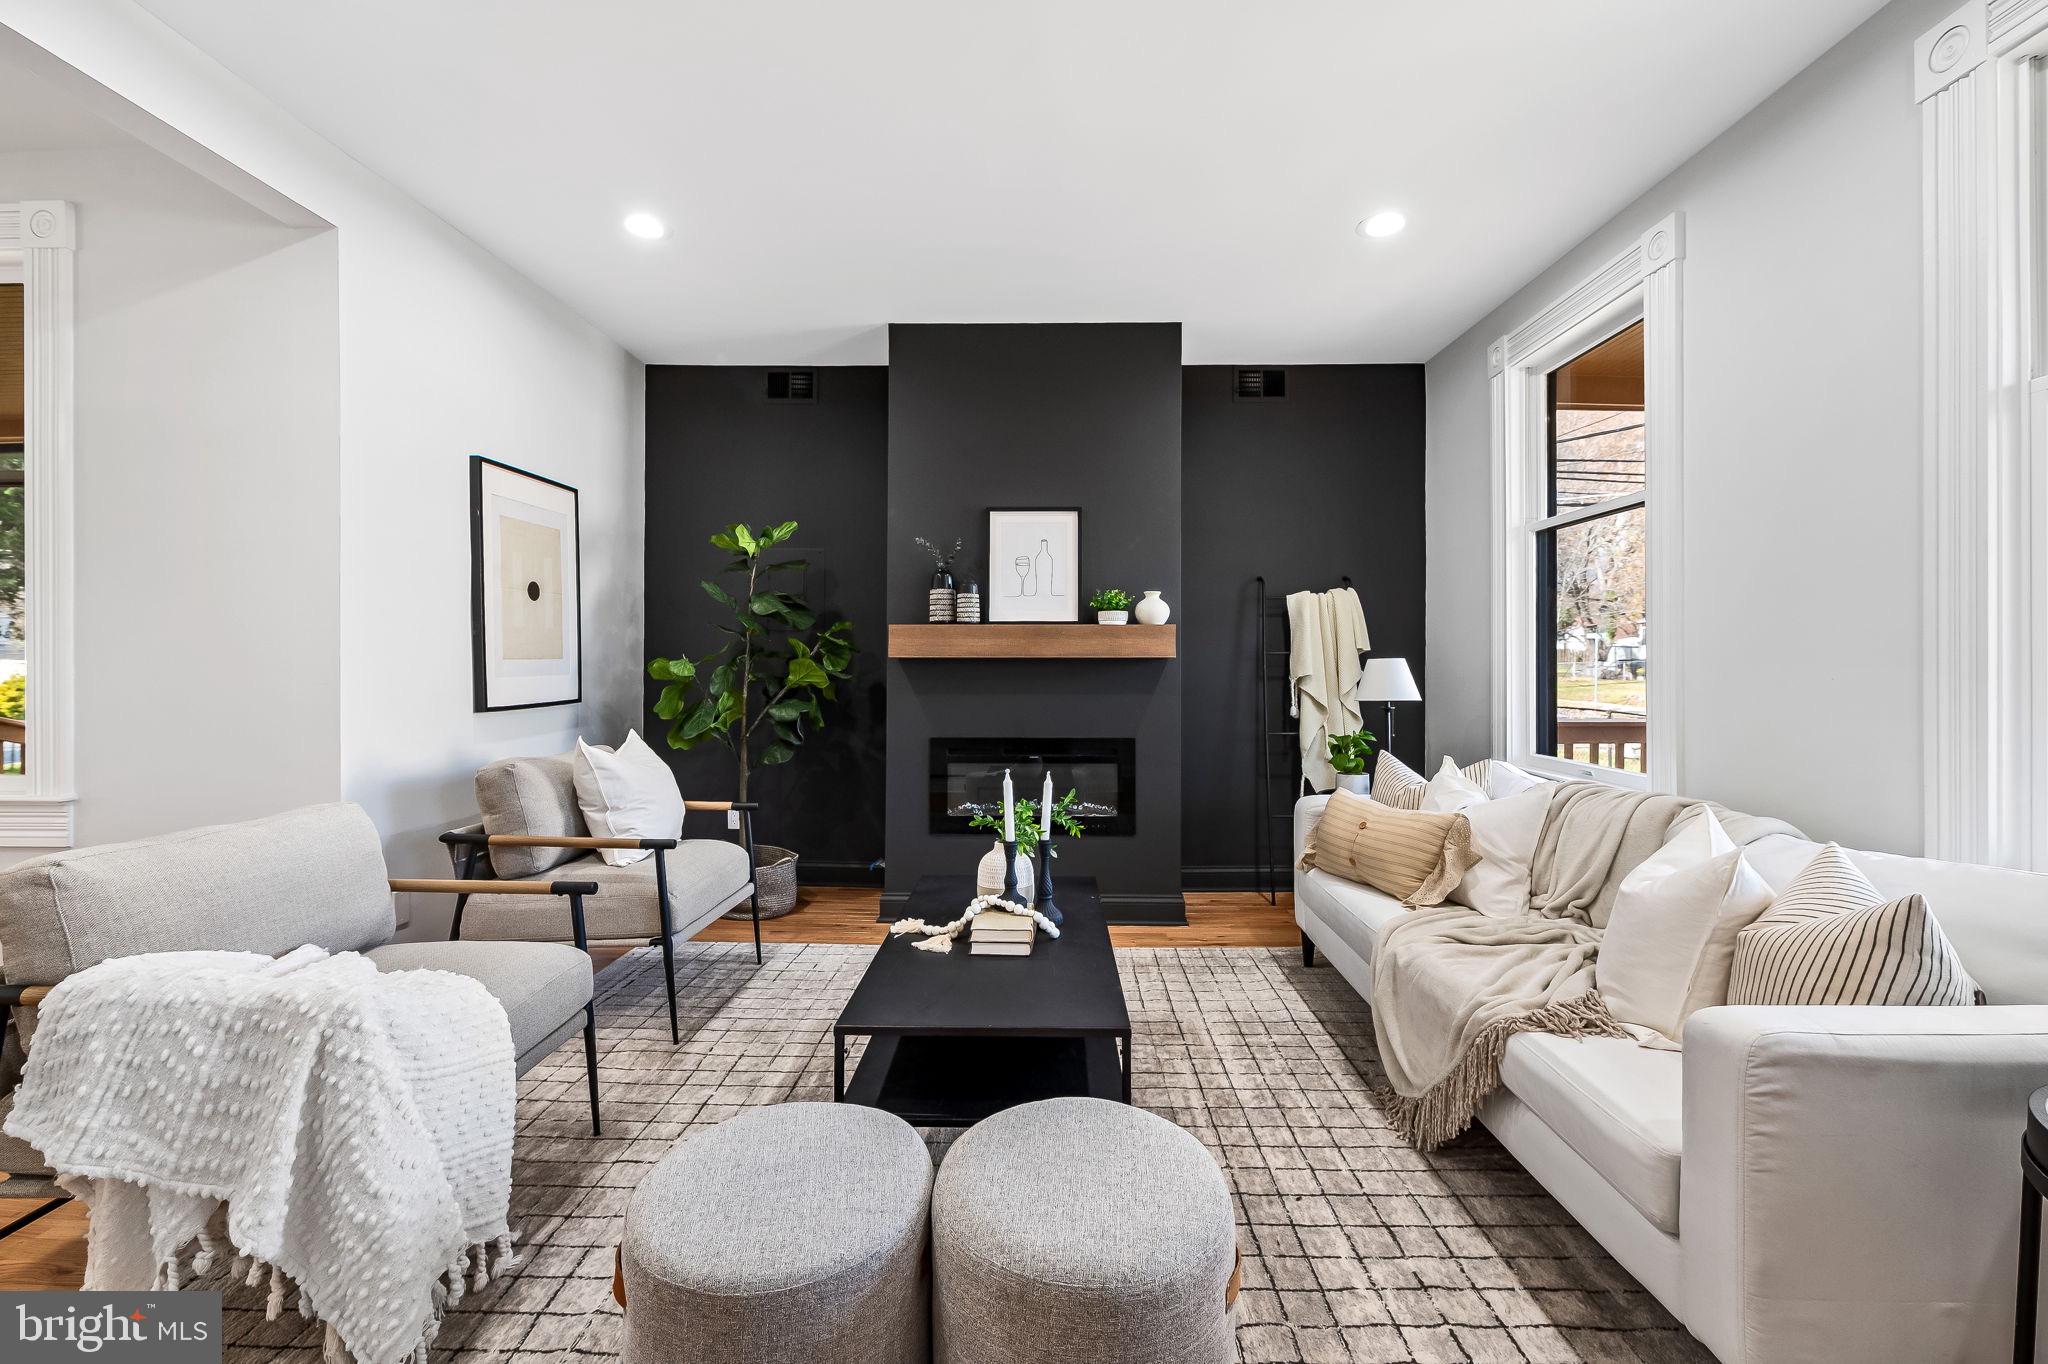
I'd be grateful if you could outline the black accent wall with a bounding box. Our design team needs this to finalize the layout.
[1181,364,1427,888]
[642,353,1427,896]
[643,366,889,881]
[886,324,1184,917]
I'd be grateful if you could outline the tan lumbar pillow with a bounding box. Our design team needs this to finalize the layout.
[1301,788,1477,906]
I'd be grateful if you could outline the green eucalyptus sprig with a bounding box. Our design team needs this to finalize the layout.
[968,789,1085,860]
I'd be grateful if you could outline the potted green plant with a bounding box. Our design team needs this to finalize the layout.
[1089,587,1134,625]
[1328,730,1378,796]
[648,520,856,916]
[967,791,1085,900]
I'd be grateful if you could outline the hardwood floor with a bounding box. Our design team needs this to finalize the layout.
[0,888,1295,1291]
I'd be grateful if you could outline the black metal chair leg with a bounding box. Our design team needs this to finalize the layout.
[448,845,480,940]
[654,849,679,1044]
[1301,930,1316,968]
[742,808,763,965]
[583,1003,601,1137]
[565,890,601,1136]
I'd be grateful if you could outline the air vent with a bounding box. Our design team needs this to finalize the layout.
[1233,368,1286,401]
[766,369,816,402]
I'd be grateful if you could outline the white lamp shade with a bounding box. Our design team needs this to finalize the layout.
[1356,657,1420,703]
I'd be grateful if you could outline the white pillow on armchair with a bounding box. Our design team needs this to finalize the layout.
[571,731,685,866]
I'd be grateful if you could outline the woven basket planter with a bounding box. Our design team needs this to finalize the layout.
[726,844,800,919]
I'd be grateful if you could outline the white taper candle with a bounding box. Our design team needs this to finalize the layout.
[1041,770,1053,837]
[1002,768,1015,843]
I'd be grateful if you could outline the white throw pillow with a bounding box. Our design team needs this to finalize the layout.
[1461,758,1548,800]
[1420,756,1489,814]
[1449,785,1553,918]
[571,731,685,866]
[1598,808,1776,1042]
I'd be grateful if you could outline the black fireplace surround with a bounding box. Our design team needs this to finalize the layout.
[928,738,1137,837]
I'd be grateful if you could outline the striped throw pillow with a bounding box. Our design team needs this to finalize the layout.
[1300,788,1477,906]
[1370,750,1427,809]
[1728,844,1979,1008]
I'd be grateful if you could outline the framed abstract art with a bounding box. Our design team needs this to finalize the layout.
[470,456,581,711]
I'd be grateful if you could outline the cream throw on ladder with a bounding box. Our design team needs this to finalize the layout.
[1287,586,1369,792]
[4,945,517,1364]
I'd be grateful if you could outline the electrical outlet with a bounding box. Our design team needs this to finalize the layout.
[727,809,740,830]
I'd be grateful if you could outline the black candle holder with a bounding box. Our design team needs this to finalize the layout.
[1001,839,1020,903]
[1034,837,1062,925]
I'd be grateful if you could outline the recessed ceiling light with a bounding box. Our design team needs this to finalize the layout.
[1358,211,1407,239]
[622,212,667,241]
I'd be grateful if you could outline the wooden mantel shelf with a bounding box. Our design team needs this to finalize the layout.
[888,623,1177,660]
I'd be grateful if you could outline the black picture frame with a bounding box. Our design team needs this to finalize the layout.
[985,506,1083,622]
[470,454,583,712]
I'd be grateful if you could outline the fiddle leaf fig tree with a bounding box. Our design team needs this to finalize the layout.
[648,521,856,802]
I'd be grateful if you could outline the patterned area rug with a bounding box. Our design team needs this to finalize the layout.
[212,941,1710,1364]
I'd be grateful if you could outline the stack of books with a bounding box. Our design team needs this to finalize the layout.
[970,908,1036,957]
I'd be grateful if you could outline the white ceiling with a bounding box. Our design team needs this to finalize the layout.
[131,0,1887,364]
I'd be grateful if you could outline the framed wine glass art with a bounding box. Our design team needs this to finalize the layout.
[986,507,1081,622]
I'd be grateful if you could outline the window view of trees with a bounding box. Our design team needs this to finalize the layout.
[0,281,24,776]
[1541,322,1646,774]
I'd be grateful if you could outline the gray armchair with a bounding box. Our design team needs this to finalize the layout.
[443,749,761,1045]
[0,803,606,1196]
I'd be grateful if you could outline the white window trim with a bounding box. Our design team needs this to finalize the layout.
[0,201,76,847]
[1917,1,2048,868]
[1488,213,1685,793]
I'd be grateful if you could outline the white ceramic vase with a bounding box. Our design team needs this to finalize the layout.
[975,840,1036,901]
[1096,610,1128,625]
[1134,590,1171,625]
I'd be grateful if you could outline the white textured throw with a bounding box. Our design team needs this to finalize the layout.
[4,946,517,1364]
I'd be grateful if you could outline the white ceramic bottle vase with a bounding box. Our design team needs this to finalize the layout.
[1134,590,1171,625]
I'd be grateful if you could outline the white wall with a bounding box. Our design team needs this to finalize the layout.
[0,143,342,849]
[0,2,645,926]
[1424,0,1943,855]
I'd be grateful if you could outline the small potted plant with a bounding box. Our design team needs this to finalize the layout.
[1328,730,1378,796]
[1089,587,1134,625]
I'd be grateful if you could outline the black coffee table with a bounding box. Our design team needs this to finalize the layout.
[833,874,1132,1125]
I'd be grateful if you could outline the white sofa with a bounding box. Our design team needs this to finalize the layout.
[1293,793,2048,1364]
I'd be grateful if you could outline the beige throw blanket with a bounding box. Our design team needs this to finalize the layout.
[1372,783,1798,1149]
[1287,587,1369,791]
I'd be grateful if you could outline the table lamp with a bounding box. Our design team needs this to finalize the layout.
[1355,657,1420,757]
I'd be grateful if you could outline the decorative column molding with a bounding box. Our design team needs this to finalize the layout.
[1915,0,2045,866]
[0,201,76,846]
[1639,217,1685,795]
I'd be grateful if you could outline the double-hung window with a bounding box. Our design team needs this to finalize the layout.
[1536,321,1646,776]
[1490,215,1682,793]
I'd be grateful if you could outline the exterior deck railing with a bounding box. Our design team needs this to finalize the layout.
[1556,717,1645,773]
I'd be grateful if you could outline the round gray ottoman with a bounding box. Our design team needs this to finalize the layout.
[621,1102,932,1364]
[932,1097,1239,1364]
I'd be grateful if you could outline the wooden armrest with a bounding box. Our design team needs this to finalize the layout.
[0,983,50,1007]
[684,800,759,812]
[389,878,601,897]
